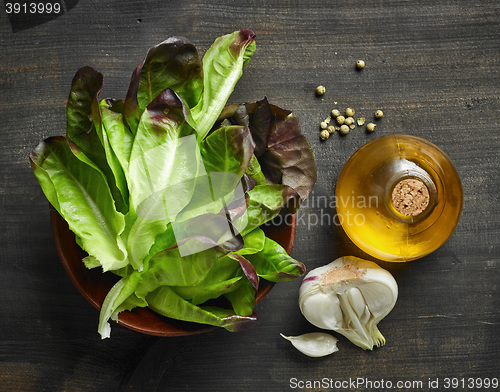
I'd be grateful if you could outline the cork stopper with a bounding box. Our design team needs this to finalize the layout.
[391,178,430,216]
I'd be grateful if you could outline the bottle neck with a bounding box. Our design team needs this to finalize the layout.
[385,163,438,223]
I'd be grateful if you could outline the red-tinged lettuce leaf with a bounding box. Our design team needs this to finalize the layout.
[145,205,245,269]
[253,100,316,207]
[219,99,275,158]
[245,237,306,282]
[66,66,103,150]
[241,173,256,193]
[131,89,196,165]
[66,66,127,212]
[123,66,141,134]
[217,98,317,212]
[261,114,316,205]
[123,37,203,134]
[218,191,248,223]
[247,98,273,157]
[228,253,259,291]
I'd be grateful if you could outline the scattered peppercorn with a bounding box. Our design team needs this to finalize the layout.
[316,81,384,141]
[331,109,341,118]
[356,60,365,69]
[339,125,350,135]
[316,85,326,96]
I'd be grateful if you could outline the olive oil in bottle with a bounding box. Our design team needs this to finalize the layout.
[335,134,463,262]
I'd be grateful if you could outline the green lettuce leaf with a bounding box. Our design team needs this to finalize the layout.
[245,154,268,186]
[174,124,255,224]
[201,125,255,180]
[224,277,256,316]
[99,99,134,181]
[136,236,233,295]
[237,184,298,236]
[236,227,265,255]
[246,237,306,282]
[171,255,242,304]
[147,286,258,332]
[30,137,127,271]
[191,29,256,139]
[171,226,264,303]
[98,271,144,338]
[66,66,127,212]
[97,233,241,337]
[124,89,201,270]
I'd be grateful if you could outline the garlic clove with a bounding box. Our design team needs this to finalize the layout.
[280,332,339,357]
[298,256,398,350]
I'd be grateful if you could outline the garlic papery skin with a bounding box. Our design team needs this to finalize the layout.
[298,256,398,350]
[280,332,339,357]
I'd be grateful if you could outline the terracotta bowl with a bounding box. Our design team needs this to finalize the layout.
[51,208,296,336]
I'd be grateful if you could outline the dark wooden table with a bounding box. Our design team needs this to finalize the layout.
[2,1,499,391]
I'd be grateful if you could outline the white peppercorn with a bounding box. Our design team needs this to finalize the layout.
[345,107,355,117]
[339,125,350,135]
[331,109,341,118]
[316,85,326,96]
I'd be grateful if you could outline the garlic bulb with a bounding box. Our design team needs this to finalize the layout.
[280,332,338,357]
[299,256,398,350]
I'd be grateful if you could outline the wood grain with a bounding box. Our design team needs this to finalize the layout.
[1,0,499,391]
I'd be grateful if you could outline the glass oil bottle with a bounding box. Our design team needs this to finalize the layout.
[335,134,463,262]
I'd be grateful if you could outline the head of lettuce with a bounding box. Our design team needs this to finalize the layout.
[30,30,317,339]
